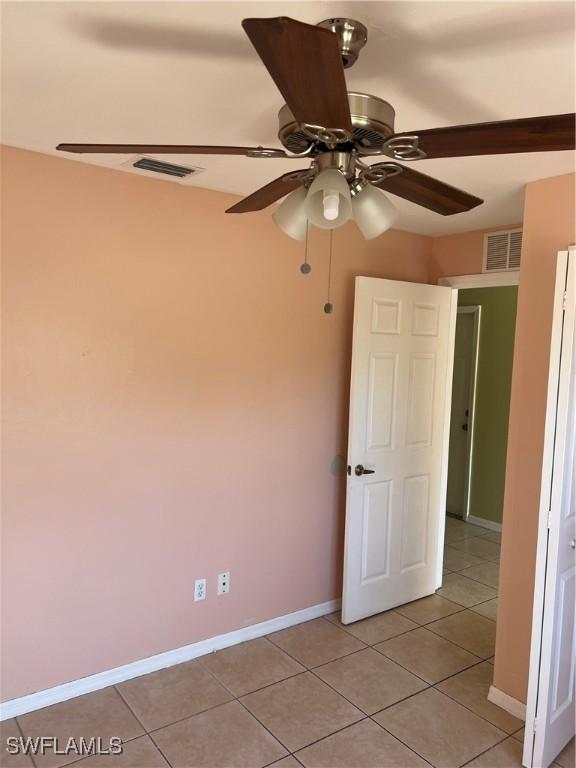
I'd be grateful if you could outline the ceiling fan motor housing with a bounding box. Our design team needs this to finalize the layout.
[278,92,396,155]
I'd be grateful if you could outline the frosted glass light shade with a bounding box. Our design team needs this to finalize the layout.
[305,169,352,230]
[352,184,399,239]
[272,187,308,240]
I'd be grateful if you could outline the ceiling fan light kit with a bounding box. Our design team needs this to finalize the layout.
[272,186,308,240]
[352,183,400,240]
[55,15,575,238]
[305,168,352,230]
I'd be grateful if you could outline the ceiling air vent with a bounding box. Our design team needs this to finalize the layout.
[118,156,205,185]
[483,229,523,272]
[132,158,196,178]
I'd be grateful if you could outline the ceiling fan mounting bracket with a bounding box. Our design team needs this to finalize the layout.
[300,124,352,146]
[360,162,404,184]
[317,18,368,68]
[382,135,428,161]
[245,147,289,158]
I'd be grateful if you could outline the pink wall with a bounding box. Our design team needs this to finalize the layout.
[494,173,576,702]
[433,174,576,703]
[430,223,522,280]
[0,146,432,700]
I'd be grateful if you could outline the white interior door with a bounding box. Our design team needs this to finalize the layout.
[524,249,576,768]
[446,307,480,519]
[342,277,457,624]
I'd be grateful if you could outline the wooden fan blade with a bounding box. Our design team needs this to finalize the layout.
[226,172,306,213]
[395,113,575,158]
[372,164,483,215]
[242,17,352,134]
[56,144,288,156]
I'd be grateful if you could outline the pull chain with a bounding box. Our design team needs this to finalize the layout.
[324,230,334,314]
[300,222,311,274]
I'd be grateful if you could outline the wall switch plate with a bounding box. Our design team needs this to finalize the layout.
[217,572,230,595]
[194,578,207,601]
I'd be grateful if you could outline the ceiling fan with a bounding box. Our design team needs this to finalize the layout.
[57,16,575,239]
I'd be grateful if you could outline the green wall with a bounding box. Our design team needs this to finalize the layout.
[458,286,518,524]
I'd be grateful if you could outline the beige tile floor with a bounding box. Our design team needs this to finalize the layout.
[2,519,574,768]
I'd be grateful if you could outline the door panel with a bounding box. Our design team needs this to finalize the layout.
[361,481,392,582]
[367,354,397,450]
[406,353,436,447]
[342,277,457,624]
[401,474,430,572]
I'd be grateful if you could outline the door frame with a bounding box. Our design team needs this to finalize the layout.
[451,305,481,521]
[438,272,519,289]
[524,247,576,768]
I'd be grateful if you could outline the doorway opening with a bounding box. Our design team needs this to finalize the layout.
[446,305,480,521]
[446,285,518,527]
[442,283,518,638]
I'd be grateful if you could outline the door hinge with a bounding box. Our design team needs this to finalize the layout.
[533,718,538,734]
[562,290,567,310]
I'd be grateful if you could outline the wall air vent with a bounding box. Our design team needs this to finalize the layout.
[483,229,523,272]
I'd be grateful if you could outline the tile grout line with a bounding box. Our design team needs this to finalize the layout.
[309,663,435,735]
[195,641,309,697]
[370,699,513,768]
[424,617,496,657]
[368,717,436,767]
[447,546,501,564]
[445,568,500,588]
[460,731,520,767]
[446,560,499,575]
[260,606,496,690]
[13,715,39,768]
[15,701,150,768]
[324,606,470,641]
[430,683,523,737]
[112,685,175,768]
[293,714,436,767]
[216,632,392,759]
[375,614,495,663]
[266,628,369,668]
[373,640,490,689]
[198,650,297,759]
[289,717,372,761]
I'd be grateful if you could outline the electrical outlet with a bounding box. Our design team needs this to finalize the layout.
[217,571,230,595]
[194,578,207,601]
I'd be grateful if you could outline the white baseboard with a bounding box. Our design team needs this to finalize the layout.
[488,685,527,720]
[0,598,341,721]
[467,515,503,533]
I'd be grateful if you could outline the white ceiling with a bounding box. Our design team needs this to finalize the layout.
[2,1,574,235]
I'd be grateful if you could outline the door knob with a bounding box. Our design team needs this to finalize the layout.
[355,464,375,476]
[570,540,575,549]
